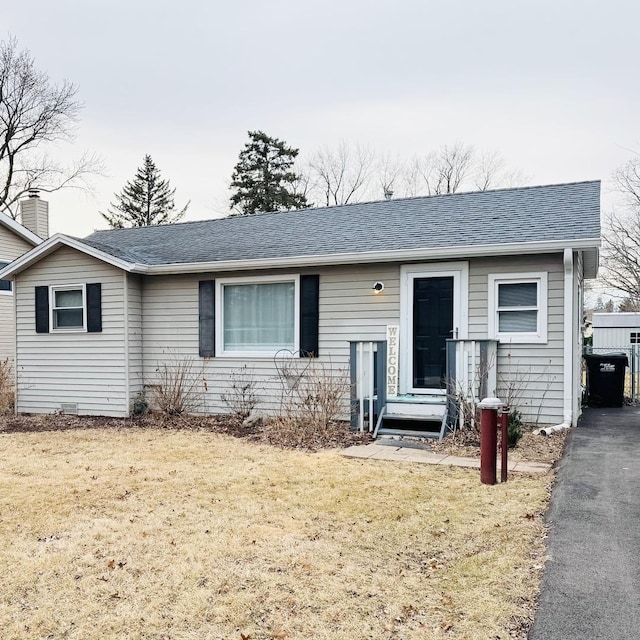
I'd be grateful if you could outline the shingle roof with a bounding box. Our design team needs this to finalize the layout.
[83,181,600,266]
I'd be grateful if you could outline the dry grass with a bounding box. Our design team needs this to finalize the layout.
[0,425,551,639]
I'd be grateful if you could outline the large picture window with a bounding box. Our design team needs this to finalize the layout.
[488,273,548,344]
[217,276,298,355]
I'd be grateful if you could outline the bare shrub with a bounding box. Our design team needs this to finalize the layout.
[221,365,259,421]
[274,358,350,439]
[498,353,556,427]
[152,353,204,415]
[0,357,14,414]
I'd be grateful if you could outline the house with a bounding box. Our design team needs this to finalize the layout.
[0,193,47,361]
[0,181,600,429]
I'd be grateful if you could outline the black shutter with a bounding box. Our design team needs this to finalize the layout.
[86,283,102,332]
[35,286,49,333]
[199,280,215,357]
[299,274,319,357]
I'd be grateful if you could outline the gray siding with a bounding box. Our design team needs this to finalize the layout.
[0,226,33,362]
[142,256,565,425]
[468,254,564,425]
[141,265,400,415]
[15,246,129,416]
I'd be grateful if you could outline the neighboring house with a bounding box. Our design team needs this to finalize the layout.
[592,312,640,350]
[0,181,600,428]
[0,194,47,361]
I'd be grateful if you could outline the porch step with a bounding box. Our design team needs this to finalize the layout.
[376,427,442,439]
[374,399,449,441]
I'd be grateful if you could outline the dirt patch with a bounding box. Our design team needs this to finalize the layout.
[0,413,568,463]
[0,412,374,451]
[431,424,570,464]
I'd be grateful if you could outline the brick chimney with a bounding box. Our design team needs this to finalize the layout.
[19,190,49,239]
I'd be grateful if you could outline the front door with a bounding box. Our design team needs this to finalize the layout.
[400,263,468,395]
[413,277,454,389]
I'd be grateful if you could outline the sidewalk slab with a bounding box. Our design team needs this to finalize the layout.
[342,443,551,473]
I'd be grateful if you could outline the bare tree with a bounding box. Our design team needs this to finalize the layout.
[0,37,100,218]
[419,142,476,195]
[305,141,377,206]
[601,154,640,303]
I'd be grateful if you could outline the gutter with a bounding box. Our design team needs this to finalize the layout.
[138,237,601,275]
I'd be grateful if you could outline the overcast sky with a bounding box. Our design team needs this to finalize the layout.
[3,0,639,238]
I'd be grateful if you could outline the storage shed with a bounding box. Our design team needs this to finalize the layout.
[592,312,640,350]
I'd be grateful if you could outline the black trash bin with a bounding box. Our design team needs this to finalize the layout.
[584,353,629,407]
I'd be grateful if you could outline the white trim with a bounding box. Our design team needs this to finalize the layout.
[563,248,574,426]
[0,210,43,246]
[49,283,87,333]
[0,234,137,279]
[214,273,300,358]
[140,238,601,275]
[488,272,548,344]
[399,262,469,395]
[0,232,601,280]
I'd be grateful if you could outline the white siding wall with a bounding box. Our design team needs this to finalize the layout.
[0,227,32,362]
[468,254,564,425]
[15,246,129,416]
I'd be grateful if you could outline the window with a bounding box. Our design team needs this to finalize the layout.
[0,261,12,293]
[51,285,85,331]
[488,272,548,344]
[631,332,640,345]
[216,275,299,356]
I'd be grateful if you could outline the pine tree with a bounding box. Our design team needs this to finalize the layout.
[229,131,308,215]
[101,155,189,228]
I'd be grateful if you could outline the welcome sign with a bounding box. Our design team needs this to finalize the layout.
[386,325,399,397]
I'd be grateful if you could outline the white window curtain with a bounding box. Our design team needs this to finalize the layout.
[223,282,295,351]
[53,289,84,329]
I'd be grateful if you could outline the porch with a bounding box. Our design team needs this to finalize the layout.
[349,338,498,439]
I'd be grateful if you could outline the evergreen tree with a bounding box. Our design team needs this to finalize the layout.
[101,155,189,228]
[229,131,308,215]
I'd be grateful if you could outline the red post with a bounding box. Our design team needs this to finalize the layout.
[500,407,509,483]
[479,398,502,485]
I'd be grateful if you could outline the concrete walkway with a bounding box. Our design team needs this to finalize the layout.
[342,441,552,474]
[529,407,640,639]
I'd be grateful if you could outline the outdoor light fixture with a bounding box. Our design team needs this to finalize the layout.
[372,281,385,293]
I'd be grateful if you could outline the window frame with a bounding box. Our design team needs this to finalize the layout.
[488,272,548,344]
[0,259,13,295]
[49,284,87,333]
[215,274,300,357]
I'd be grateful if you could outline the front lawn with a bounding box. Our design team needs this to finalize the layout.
[0,423,550,639]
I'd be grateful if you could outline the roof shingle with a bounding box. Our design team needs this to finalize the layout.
[83,181,601,266]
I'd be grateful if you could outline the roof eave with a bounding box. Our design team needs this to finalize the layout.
[0,235,601,280]
[0,234,140,279]
[142,237,602,274]
[0,212,43,246]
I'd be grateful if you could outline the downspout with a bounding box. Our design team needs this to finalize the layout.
[123,271,130,415]
[13,277,17,415]
[562,247,574,427]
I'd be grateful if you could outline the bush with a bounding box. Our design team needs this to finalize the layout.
[153,353,203,415]
[507,409,523,448]
[0,357,14,415]
[221,365,259,421]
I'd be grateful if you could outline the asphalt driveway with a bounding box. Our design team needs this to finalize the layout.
[529,407,640,639]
